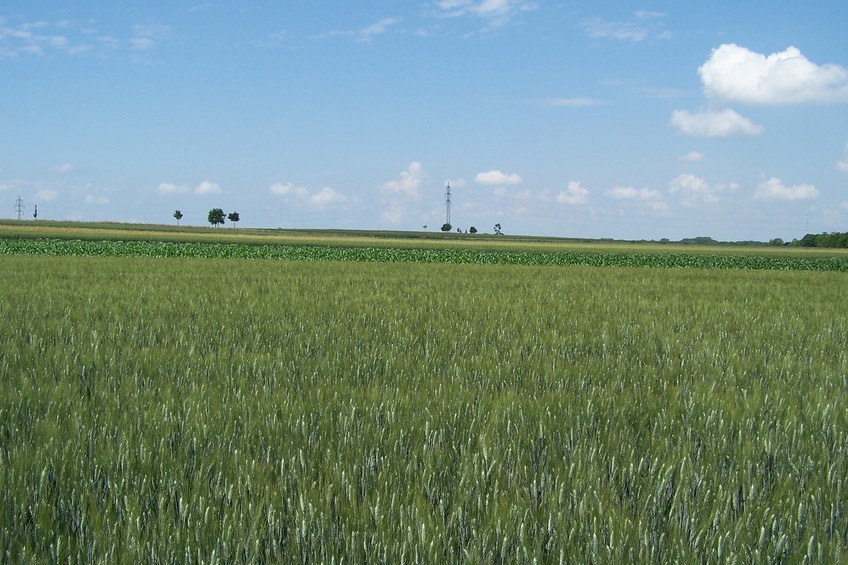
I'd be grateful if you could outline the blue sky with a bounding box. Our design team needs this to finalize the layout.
[2,1,847,241]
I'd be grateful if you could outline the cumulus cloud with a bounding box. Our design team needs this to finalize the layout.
[669,173,738,206]
[555,181,589,205]
[269,182,309,197]
[699,44,848,104]
[475,170,522,185]
[382,161,425,198]
[156,182,189,194]
[753,177,818,201]
[671,109,763,137]
[35,188,59,201]
[606,186,661,201]
[679,151,704,162]
[270,181,346,209]
[194,180,221,194]
[310,186,346,206]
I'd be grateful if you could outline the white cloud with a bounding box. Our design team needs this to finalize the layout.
[156,182,189,194]
[269,182,309,197]
[582,11,670,42]
[606,186,661,201]
[538,97,606,107]
[381,200,406,224]
[679,151,704,162]
[311,186,346,207]
[35,188,59,202]
[669,173,737,206]
[270,181,348,209]
[358,18,402,42]
[194,180,221,195]
[838,142,848,172]
[671,109,763,137]
[699,44,848,104]
[85,194,109,204]
[57,163,74,173]
[130,23,170,51]
[382,161,425,198]
[753,177,818,201]
[555,181,589,205]
[432,0,536,28]
[475,170,522,185]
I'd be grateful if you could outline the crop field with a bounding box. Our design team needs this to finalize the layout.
[1,245,847,562]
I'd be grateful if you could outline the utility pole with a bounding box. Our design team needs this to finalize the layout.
[14,195,24,220]
[445,182,451,227]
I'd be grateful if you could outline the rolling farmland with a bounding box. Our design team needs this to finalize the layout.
[1,229,847,562]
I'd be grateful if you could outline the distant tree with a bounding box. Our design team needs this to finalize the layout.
[173,210,183,226]
[456,227,462,233]
[469,226,477,234]
[494,223,503,235]
[769,237,784,246]
[33,205,38,220]
[208,208,226,227]
[228,211,240,227]
[441,223,452,232]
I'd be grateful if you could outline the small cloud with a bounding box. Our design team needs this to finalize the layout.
[537,97,606,107]
[680,151,704,162]
[699,44,848,105]
[57,163,74,173]
[358,17,401,42]
[671,108,763,137]
[35,188,59,202]
[311,186,346,207]
[582,12,670,43]
[315,17,402,42]
[555,181,589,205]
[156,182,189,194]
[270,181,348,209]
[605,186,661,200]
[669,173,737,206]
[838,142,848,172]
[382,161,425,198]
[84,194,109,204]
[753,177,818,201]
[129,23,170,51]
[269,182,308,197]
[431,0,537,29]
[475,170,522,185]
[194,180,221,194]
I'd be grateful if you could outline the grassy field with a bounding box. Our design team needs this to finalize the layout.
[4,218,848,257]
[1,250,847,562]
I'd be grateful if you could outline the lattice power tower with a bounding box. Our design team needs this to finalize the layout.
[445,182,451,227]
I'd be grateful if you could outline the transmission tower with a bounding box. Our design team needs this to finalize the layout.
[14,195,24,220]
[445,182,451,227]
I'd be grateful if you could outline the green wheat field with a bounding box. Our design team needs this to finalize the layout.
[1,227,847,563]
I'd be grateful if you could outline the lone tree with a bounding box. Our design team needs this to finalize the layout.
[441,223,452,232]
[494,223,503,235]
[469,226,477,234]
[208,208,226,227]
[228,211,240,227]
[173,210,183,226]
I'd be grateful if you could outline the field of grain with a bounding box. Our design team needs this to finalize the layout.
[1,254,847,562]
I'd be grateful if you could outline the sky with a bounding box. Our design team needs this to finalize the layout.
[2,1,848,241]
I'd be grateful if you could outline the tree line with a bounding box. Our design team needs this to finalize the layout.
[172,209,240,227]
[791,232,848,248]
